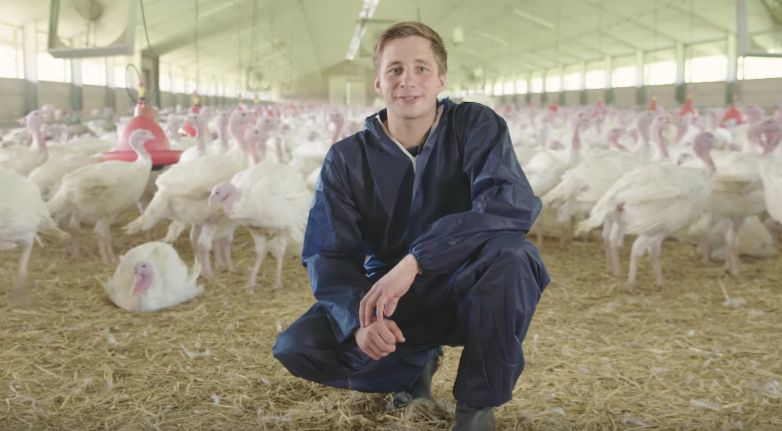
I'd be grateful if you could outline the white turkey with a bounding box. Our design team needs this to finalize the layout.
[208,139,311,292]
[305,166,321,192]
[578,129,716,289]
[210,109,231,154]
[0,110,48,176]
[693,130,768,276]
[178,112,209,163]
[678,215,778,262]
[751,118,782,224]
[525,112,591,243]
[104,241,202,312]
[543,128,644,248]
[0,167,68,306]
[289,129,333,179]
[676,116,775,270]
[27,154,102,201]
[124,110,252,277]
[48,135,115,159]
[47,129,156,263]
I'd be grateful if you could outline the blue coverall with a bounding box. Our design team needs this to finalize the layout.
[273,99,550,409]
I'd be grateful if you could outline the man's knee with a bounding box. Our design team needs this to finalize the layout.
[272,310,335,373]
[482,233,549,291]
[272,326,299,367]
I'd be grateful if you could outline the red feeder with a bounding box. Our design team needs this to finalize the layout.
[592,99,607,118]
[103,85,181,166]
[678,96,698,118]
[178,93,202,137]
[721,102,743,127]
[179,123,197,137]
[648,96,658,112]
[189,97,202,114]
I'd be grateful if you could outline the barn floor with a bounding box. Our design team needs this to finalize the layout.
[1,227,780,430]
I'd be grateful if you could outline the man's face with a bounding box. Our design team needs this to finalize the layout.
[374,36,445,123]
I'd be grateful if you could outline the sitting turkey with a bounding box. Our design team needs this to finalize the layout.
[104,241,203,312]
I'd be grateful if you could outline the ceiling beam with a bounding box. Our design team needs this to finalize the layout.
[490,47,580,71]
[484,19,684,74]
[296,0,323,72]
[166,45,304,83]
[662,1,733,34]
[580,1,686,45]
[497,52,553,71]
[596,30,643,52]
[495,56,536,74]
[521,49,567,69]
[142,0,290,57]
[143,19,238,56]
[557,44,599,61]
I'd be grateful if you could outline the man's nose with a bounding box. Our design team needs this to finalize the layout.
[399,69,417,86]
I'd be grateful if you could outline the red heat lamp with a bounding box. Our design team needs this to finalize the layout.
[103,83,182,167]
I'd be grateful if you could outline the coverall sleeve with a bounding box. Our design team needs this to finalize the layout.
[409,107,542,275]
[302,148,372,343]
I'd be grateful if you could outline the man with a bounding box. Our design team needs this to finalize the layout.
[273,21,549,431]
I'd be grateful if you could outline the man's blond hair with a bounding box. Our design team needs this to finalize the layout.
[373,21,448,75]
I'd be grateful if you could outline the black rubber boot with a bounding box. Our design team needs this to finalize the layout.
[391,347,442,408]
[453,402,495,431]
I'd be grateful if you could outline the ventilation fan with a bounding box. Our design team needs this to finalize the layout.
[460,65,484,84]
[455,65,484,91]
[246,67,271,92]
[48,0,136,58]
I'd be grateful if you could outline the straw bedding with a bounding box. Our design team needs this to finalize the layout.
[1,227,780,430]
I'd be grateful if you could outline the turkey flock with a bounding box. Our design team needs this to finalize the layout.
[1,99,781,312]
[514,100,782,289]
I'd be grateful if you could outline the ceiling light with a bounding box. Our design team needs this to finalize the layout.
[345,0,381,61]
[457,45,480,56]
[199,2,234,20]
[512,9,555,30]
[475,30,508,46]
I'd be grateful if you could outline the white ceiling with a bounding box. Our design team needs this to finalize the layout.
[2,0,780,98]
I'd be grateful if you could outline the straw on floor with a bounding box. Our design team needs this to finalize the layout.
[1,226,780,430]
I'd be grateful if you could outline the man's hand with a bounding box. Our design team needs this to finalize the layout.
[359,254,420,327]
[355,319,406,360]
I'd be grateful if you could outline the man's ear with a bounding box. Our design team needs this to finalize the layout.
[374,74,382,96]
[437,72,446,94]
